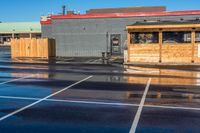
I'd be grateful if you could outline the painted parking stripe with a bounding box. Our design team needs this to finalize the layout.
[129,78,151,133]
[1,95,200,111]
[145,104,200,111]
[0,76,93,122]
[0,96,138,106]
[0,74,34,85]
[0,95,138,106]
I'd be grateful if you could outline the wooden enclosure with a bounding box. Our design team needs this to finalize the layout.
[127,22,200,64]
[11,38,56,59]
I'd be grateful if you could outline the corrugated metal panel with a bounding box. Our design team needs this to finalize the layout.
[41,25,53,38]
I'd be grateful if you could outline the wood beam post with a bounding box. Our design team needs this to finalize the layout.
[159,31,163,63]
[127,31,131,63]
[29,33,32,39]
[191,30,195,63]
[12,33,15,39]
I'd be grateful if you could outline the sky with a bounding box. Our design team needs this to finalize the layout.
[1,0,200,22]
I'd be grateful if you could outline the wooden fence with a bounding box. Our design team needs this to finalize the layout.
[11,38,56,59]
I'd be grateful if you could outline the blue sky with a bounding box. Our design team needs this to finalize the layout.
[1,0,200,22]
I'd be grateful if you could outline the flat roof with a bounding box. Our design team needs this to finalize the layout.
[129,20,200,26]
[126,20,200,29]
[86,6,166,14]
[41,10,200,25]
[0,22,41,34]
[52,10,200,19]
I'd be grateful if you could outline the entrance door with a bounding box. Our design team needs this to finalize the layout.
[110,34,121,55]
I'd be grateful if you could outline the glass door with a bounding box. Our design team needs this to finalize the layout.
[110,34,121,55]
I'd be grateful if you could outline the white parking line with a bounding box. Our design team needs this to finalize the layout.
[0,76,93,122]
[145,104,200,111]
[0,74,34,85]
[129,78,151,133]
[0,95,138,106]
[1,95,200,111]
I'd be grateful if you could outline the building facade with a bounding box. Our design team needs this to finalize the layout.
[41,7,200,58]
[0,22,41,45]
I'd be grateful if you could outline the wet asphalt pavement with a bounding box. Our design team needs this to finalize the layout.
[0,47,200,133]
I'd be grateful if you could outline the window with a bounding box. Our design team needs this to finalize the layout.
[130,32,159,44]
[196,31,200,43]
[36,34,41,39]
[163,31,191,44]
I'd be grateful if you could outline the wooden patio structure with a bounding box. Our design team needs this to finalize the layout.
[126,20,200,64]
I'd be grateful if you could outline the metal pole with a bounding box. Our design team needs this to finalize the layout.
[106,32,109,53]
[62,5,66,15]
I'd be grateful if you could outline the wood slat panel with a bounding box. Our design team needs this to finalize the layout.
[11,38,56,59]
[129,44,160,63]
[162,44,192,63]
[128,43,200,63]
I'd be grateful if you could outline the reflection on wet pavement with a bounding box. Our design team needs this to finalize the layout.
[0,101,136,133]
[127,66,200,86]
[1,47,200,133]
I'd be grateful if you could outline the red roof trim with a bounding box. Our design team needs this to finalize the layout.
[51,10,200,20]
[40,20,52,25]
[40,10,200,25]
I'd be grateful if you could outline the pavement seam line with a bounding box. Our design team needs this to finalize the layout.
[129,78,152,133]
[0,75,93,122]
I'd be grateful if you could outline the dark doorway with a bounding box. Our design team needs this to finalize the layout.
[110,34,121,55]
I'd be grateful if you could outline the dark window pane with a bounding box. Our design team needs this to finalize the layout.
[130,32,159,44]
[163,31,191,44]
[196,31,200,43]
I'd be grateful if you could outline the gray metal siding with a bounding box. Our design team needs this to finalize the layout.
[41,25,53,38]
[52,19,107,57]
[42,14,200,57]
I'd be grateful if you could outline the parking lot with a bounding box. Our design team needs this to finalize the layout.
[0,47,200,133]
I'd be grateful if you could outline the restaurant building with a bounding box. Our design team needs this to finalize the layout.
[40,6,200,60]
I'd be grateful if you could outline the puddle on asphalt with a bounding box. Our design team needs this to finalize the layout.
[126,66,200,86]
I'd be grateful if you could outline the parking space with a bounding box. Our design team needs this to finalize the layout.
[0,71,141,133]
[137,107,200,133]
[145,85,200,108]
[0,99,34,118]
[0,101,137,133]
[1,47,200,133]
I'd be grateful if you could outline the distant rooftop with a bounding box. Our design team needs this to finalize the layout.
[86,6,166,14]
[0,22,41,34]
